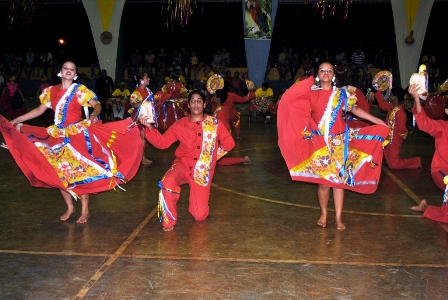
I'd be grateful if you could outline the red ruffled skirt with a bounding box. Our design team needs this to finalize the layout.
[278,78,389,194]
[0,115,143,195]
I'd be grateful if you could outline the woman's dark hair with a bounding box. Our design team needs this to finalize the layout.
[391,87,405,103]
[133,72,147,85]
[214,89,228,104]
[188,90,206,102]
[318,61,333,69]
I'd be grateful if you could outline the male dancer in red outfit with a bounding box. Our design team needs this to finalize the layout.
[224,89,255,139]
[212,89,251,166]
[140,90,235,231]
[375,87,421,169]
[408,84,448,223]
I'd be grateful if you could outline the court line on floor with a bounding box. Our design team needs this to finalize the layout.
[1,249,446,270]
[72,206,158,300]
[0,250,110,257]
[211,183,421,218]
[118,253,448,269]
[382,168,421,205]
[383,168,448,233]
[230,146,276,153]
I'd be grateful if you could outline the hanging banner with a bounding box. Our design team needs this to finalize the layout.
[404,0,420,32]
[243,0,278,90]
[82,0,126,82]
[245,0,273,39]
[391,0,434,88]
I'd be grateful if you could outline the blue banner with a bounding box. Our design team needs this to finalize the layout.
[243,0,278,89]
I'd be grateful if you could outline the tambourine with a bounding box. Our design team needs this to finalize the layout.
[372,71,392,92]
[139,101,155,123]
[206,74,224,95]
[246,79,255,91]
[409,72,428,101]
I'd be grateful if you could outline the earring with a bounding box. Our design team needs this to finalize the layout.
[57,72,62,77]
[332,76,335,83]
[141,81,144,85]
[315,75,320,82]
[74,75,78,80]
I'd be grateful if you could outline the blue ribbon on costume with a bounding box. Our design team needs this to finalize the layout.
[28,119,81,150]
[438,170,448,203]
[162,102,168,129]
[146,88,158,127]
[339,89,350,179]
[57,84,80,129]
[157,180,177,223]
[131,105,142,124]
[71,174,111,186]
[81,129,126,188]
[343,167,355,187]
[52,84,81,145]
[328,90,343,134]
[83,129,113,172]
[172,102,178,122]
[353,134,385,143]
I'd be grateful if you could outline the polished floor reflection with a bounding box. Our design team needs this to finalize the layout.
[0,106,447,299]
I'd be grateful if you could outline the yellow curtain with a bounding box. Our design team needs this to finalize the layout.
[404,0,420,32]
[97,0,115,32]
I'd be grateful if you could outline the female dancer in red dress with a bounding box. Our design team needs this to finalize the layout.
[0,74,27,120]
[129,72,155,165]
[0,61,142,223]
[278,62,389,230]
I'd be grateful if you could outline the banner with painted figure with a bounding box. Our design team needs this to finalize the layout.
[245,0,273,39]
[243,0,278,90]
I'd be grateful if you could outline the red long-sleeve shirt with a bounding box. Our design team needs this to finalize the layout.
[414,108,448,171]
[224,91,255,119]
[375,91,408,139]
[144,115,235,170]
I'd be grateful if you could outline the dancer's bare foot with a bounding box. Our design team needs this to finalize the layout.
[60,207,75,221]
[243,156,251,165]
[76,213,90,224]
[409,199,428,212]
[163,226,174,232]
[141,158,153,165]
[336,221,346,231]
[317,215,326,228]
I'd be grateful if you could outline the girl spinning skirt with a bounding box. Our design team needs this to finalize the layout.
[0,84,143,197]
[278,77,389,194]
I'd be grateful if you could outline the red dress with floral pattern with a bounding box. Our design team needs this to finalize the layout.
[278,77,390,194]
[0,84,142,197]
